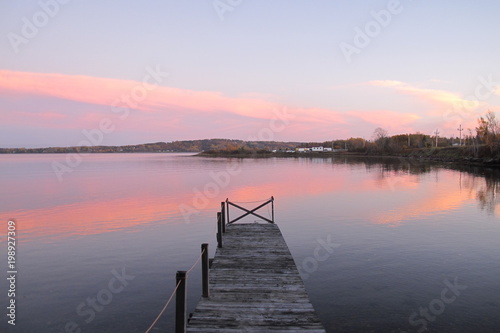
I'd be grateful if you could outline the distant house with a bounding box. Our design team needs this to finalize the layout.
[294,146,344,153]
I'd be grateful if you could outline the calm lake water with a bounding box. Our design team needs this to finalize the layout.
[1,153,499,333]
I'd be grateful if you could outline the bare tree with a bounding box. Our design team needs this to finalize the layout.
[476,110,499,146]
[486,111,499,139]
[372,127,388,141]
[372,127,389,152]
[468,128,478,157]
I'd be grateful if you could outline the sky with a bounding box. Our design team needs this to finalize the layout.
[1,0,500,148]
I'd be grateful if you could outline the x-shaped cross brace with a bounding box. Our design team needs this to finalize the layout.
[227,198,274,224]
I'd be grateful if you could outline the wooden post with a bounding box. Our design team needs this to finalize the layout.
[221,201,226,233]
[217,212,222,248]
[175,271,187,333]
[201,243,209,298]
[271,196,275,223]
[225,198,230,224]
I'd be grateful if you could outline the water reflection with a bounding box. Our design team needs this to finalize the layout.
[363,158,500,223]
[477,177,500,215]
[456,166,500,216]
[1,154,498,242]
[1,154,500,333]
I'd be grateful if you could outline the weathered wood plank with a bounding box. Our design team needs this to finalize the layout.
[186,223,326,332]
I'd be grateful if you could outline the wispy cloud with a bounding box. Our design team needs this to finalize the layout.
[347,109,420,134]
[0,70,336,125]
[495,86,500,96]
[367,80,482,114]
[365,79,500,134]
[0,70,425,143]
[6,70,491,144]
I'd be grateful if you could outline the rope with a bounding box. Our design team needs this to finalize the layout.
[187,248,205,274]
[144,248,206,333]
[253,205,273,223]
[144,280,181,333]
[229,197,272,204]
[212,215,219,235]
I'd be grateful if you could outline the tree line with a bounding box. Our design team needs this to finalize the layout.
[332,111,500,155]
[2,112,499,156]
[0,139,300,154]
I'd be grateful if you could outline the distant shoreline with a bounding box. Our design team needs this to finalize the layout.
[0,151,193,154]
[197,147,500,167]
[2,145,499,167]
[0,139,297,154]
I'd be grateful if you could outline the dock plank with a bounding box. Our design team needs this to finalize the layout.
[187,223,326,332]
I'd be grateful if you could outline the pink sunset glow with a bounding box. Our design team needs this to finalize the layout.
[2,69,497,147]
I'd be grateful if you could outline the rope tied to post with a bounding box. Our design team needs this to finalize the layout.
[144,280,181,333]
[186,248,205,275]
[144,247,207,333]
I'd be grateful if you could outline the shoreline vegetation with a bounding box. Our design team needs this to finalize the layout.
[197,145,500,167]
[200,111,500,167]
[0,139,300,155]
[3,108,500,168]
[2,140,499,167]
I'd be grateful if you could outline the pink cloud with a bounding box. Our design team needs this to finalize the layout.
[364,79,500,136]
[2,70,465,143]
[0,70,292,121]
[0,109,70,127]
[348,109,420,133]
[367,80,483,114]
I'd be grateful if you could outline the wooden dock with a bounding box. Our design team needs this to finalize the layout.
[187,223,326,332]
